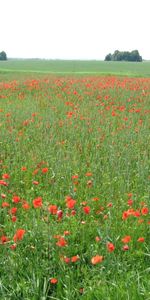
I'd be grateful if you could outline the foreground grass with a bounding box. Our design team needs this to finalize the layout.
[0,75,150,299]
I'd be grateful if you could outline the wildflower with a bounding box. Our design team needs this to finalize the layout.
[2,202,9,208]
[83,206,90,214]
[91,255,103,265]
[107,242,115,252]
[9,207,17,215]
[22,202,30,210]
[33,197,42,208]
[85,172,92,177]
[42,167,48,173]
[10,244,17,250]
[0,180,8,186]
[11,216,17,222]
[66,199,76,209]
[137,237,145,243]
[50,278,58,284]
[1,235,9,244]
[57,209,63,219]
[95,236,101,242]
[13,229,26,242]
[141,207,149,215]
[121,236,131,243]
[56,237,67,247]
[33,181,39,185]
[71,255,80,263]
[21,166,27,171]
[2,173,10,179]
[12,195,20,203]
[48,205,58,215]
[72,175,78,180]
[122,245,129,251]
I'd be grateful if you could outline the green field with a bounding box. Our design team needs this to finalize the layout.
[0,63,150,299]
[0,59,150,78]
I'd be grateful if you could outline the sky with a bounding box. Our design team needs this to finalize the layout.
[1,0,150,60]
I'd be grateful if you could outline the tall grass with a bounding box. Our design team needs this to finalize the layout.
[0,75,150,299]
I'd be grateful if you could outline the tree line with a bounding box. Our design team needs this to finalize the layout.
[0,51,7,60]
[105,50,142,62]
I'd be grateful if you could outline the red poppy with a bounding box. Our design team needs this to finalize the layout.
[48,205,58,215]
[13,229,26,242]
[42,168,48,173]
[137,237,145,243]
[121,236,131,244]
[1,235,9,244]
[2,202,9,208]
[91,255,103,265]
[12,195,20,203]
[107,242,115,252]
[50,278,58,284]
[141,207,149,215]
[22,202,30,210]
[2,173,10,179]
[83,206,90,214]
[66,199,76,209]
[0,180,8,186]
[122,245,129,251]
[56,237,67,247]
[33,197,43,208]
[71,255,80,263]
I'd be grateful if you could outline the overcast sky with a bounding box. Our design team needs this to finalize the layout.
[1,0,150,60]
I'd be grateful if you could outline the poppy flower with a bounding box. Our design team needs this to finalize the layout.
[91,255,103,265]
[71,255,80,263]
[33,197,43,208]
[13,229,26,242]
[122,245,129,251]
[141,207,149,215]
[137,237,145,243]
[12,196,20,203]
[66,199,76,209]
[83,206,90,214]
[107,242,115,252]
[42,168,48,173]
[2,173,10,179]
[48,205,58,215]
[1,235,9,244]
[2,202,9,208]
[56,237,67,247]
[121,235,131,244]
[0,180,8,186]
[50,278,58,284]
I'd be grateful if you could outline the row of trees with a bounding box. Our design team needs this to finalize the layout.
[0,51,7,60]
[105,50,142,62]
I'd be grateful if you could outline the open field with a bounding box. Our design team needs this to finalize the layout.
[0,59,150,78]
[0,67,150,299]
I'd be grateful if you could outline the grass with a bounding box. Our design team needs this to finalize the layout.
[0,70,150,299]
[0,59,150,77]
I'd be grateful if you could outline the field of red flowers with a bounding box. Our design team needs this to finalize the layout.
[0,75,150,299]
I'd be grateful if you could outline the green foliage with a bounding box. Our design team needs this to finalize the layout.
[0,50,7,60]
[105,50,142,62]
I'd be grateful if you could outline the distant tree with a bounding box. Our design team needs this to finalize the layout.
[105,53,112,61]
[104,50,142,62]
[130,50,142,62]
[0,51,7,60]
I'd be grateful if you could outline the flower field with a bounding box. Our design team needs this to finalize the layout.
[0,75,150,299]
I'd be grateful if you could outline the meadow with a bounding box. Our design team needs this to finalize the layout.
[0,61,150,299]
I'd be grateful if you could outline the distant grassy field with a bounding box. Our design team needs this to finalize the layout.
[0,59,150,78]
